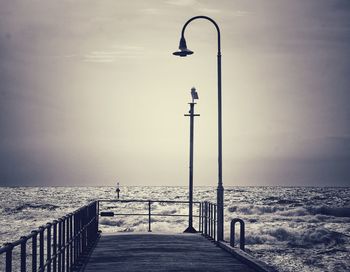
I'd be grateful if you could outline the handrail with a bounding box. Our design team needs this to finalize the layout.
[200,201,217,241]
[0,201,99,272]
[99,199,201,204]
[230,218,245,251]
[98,199,203,233]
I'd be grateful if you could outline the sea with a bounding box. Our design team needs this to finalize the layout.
[0,186,349,272]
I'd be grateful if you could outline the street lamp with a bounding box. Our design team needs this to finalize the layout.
[173,16,224,241]
[184,87,200,233]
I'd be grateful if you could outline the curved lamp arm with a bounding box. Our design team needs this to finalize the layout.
[180,15,221,54]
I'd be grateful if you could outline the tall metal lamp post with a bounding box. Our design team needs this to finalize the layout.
[184,87,200,233]
[173,16,224,241]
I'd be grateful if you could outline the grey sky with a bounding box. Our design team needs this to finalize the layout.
[1,0,350,186]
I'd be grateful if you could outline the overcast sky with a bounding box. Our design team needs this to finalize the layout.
[1,0,350,186]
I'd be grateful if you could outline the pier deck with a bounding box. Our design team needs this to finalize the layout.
[82,233,256,272]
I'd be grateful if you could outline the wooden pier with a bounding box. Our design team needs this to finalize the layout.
[83,233,256,272]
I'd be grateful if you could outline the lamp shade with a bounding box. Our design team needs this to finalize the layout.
[173,37,194,57]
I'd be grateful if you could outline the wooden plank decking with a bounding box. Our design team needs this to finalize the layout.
[82,233,256,272]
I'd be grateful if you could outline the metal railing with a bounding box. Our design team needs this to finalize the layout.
[230,218,245,251]
[200,201,217,241]
[0,201,99,272]
[99,199,218,241]
[98,199,203,233]
[0,199,221,271]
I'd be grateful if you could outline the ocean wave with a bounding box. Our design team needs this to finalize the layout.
[279,208,309,217]
[157,208,178,216]
[247,226,346,249]
[287,227,345,248]
[308,206,350,218]
[228,204,350,219]
[99,218,125,227]
[227,205,286,215]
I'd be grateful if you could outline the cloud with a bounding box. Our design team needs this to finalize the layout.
[232,10,251,17]
[197,7,221,14]
[166,0,197,7]
[83,46,145,62]
[139,8,160,15]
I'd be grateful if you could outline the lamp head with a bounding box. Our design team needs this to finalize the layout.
[173,37,194,57]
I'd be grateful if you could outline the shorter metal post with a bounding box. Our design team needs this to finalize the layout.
[39,226,44,271]
[214,204,217,241]
[20,236,27,272]
[4,243,13,272]
[96,201,100,236]
[62,217,66,272]
[208,203,211,237]
[201,202,204,233]
[199,203,202,232]
[148,201,152,232]
[31,230,38,272]
[47,223,52,272]
[69,214,73,270]
[211,203,214,239]
[66,217,70,272]
[53,221,57,272]
[58,219,62,272]
[74,213,78,263]
[230,218,245,251]
[204,202,208,236]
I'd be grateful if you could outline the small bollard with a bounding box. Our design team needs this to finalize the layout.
[230,218,245,251]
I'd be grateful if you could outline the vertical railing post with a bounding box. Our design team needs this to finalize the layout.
[78,211,82,257]
[95,201,98,241]
[208,203,211,237]
[211,203,214,239]
[53,220,58,272]
[20,237,27,272]
[58,219,62,272]
[87,205,91,245]
[47,223,52,272]
[204,202,208,236]
[201,202,204,234]
[66,216,70,272]
[62,217,66,272]
[148,200,152,232]
[96,201,100,236]
[74,213,78,264]
[85,206,89,251]
[39,226,45,271]
[69,214,73,270]
[4,243,13,272]
[85,206,89,249]
[31,230,38,272]
[209,202,211,237]
[214,204,217,241]
[198,202,201,232]
[82,210,86,253]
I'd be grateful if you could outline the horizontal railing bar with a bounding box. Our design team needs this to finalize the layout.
[99,213,201,217]
[98,199,201,204]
